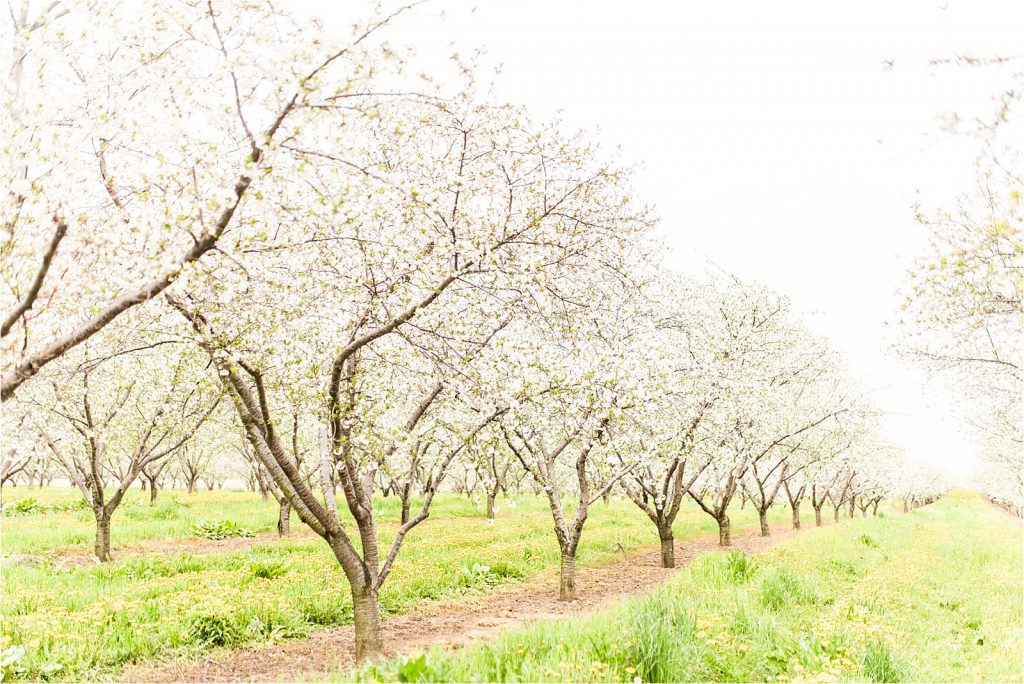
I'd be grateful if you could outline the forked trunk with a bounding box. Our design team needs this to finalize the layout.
[872,500,880,515]
[758,510,770,537]
[833,505,841,522]
[791,501,801,529]
[94,509,112,562]
[277,499,291,536]
[717,514,731,546]
[559,552,577,601]
[486,492,495,520]
[351,584,384,663]
[659,529,675,568]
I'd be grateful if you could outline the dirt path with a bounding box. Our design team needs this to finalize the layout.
[125,524,808,683]
[984,498,1024,526]
[3,529,321,569]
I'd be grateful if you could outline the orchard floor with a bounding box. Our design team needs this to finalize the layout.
[354,492,1022,683]
[1,489,809,681]
[125,525,806,683]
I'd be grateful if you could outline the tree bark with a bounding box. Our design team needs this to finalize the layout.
[351,584,384,663]
[485,492,495,520]
[277,499,291,536]
[791,501,801,530]
[148,478,158,504]
[400,496,411,525]
[833,504,841,522]
[94,509,112,562]
[903,499,909,513]
[717,514,731,546]
[872,500,880,515]
[559,552,577,601]
[814,505,823,527]
[659,529,675,568]
[848,499,855,518]
[758,510,770,536]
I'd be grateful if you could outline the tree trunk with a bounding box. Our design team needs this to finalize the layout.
[659,529,675,568]
[187,480,196,494]
[872,500,880,516]
[602,488,611,505]
[400,496,411,525]
[903,499,909,513]
[148,479,158,505]
[559,552,577,601]
[277,499,291,536]
[791,501,801,530]
[814,505,823,527]
[717,514,731,546]
[833,505,841,522]
[758,510,770,536]
[94,509,112,562]
[861,507,868,518]
[848,499,855,518]
[351,584,384,663]
[486,492,495,520]
[139,479,146,490]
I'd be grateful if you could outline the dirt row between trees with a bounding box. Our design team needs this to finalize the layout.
[125,524,808,683]
[3,529,323,570]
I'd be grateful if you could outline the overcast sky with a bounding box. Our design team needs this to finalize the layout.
[317,1,1023,478]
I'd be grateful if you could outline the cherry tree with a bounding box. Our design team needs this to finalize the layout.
[897,65,1022,506]
[795,415,868,527]
[608,273,732,567]
[687,280,851,544]
[24,316,219,560]
[165,85,653,659]
[0,412,39,494]
[140,458,175,505]
[738,375,858,538]
[471,443,518,520]
[495,308,641,599]
[1,0,420,400]
[177,445,212,495]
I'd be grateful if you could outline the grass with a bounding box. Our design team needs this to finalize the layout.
[0,488,791,681]
[350,491,1023,683]
[1,488,288,555]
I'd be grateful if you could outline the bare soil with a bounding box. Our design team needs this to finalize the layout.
[124,524,807,683]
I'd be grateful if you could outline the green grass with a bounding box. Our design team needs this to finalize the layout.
[1,488,278,555]
[0,489,791,681]
[351,492,1023,683]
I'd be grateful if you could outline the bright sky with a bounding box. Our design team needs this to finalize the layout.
[317,0,1023,479]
